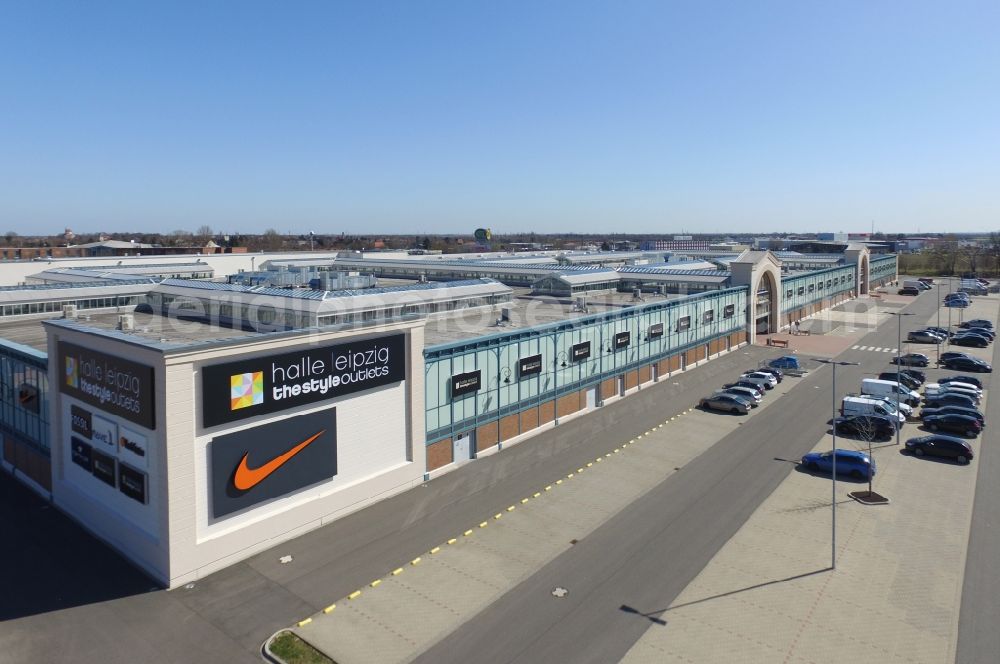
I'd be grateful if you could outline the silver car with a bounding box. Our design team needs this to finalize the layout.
[717,387,761,407]
[699,393,751,414]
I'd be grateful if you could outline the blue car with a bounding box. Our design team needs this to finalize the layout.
[801,449,876,479]
[769,355,801,370]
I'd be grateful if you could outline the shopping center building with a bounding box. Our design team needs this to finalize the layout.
[0,246,896,587]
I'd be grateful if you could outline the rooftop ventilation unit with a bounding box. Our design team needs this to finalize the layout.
[62,304,77,319]
[118,314,135,332]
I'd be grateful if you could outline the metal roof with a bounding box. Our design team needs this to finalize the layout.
[0,278,156,292]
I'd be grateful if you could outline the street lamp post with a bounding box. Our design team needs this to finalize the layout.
[811,358,860,570]
[936,282,942,366]
[885,311,916,446]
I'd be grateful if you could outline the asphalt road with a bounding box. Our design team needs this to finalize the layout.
[415,291,992,664]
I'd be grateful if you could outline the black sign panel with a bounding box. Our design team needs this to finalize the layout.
[648,323,664,339]
[70,437,93,471]
[210,407,337,519]
[518,354,543,378]
[571,341,591,361]
[119,464,147,504]
[202,333,405,428]
[91,449,117,487]
[58,342,156,429]
[71,405,92,438]
[451,370,481,398]
[614,331,631,349]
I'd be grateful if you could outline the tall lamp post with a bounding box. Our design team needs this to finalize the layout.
[811,358,860,570]
[885,311,916,446]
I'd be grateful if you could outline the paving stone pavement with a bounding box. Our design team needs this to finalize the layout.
[290,376,802,663]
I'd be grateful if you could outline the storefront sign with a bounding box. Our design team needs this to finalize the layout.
[648,323,664,339]
[451,370,481,398]
[202,333,406,428]
[518,354,543,378]
[571,341,591,361]
[91,414,118,453]
[614,331,631,349]
[118,464,147,504]
[71,437,93,471]
[209,407,338,519]
[58,342,156,429]
[71,405,93,439]
[119,425,148,469]
[92,449,117,487]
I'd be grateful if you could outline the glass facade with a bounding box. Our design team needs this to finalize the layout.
[0,341,49,454]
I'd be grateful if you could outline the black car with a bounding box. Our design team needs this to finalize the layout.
[959,327,995,339]
[924,392,978,409]
[893,353,930,367]
[898,286,920,296]
[899,368,926,384]
[922,414,982,437]
[960,319,993,330]
[878,371,921,391]
[834,415,896,441]
[905,435,974,464]
[953,331,993,344]
[938,375,983,389]
[942,357,992,373]
[940,352,972,363]
[950,335,989,348]
[920,406,985,427]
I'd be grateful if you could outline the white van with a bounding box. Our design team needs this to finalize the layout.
[861,378,921,407]
[904,279,931,291]
[841,396,905,425]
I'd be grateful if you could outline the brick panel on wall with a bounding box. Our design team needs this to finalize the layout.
[686,348,698,366]
[657,359,670,376]
[625,371,639,390]
[499,413,520,442]
[557,393,580,418]
[669,355,681,372]
[539,400,555,424]
[476,421,499,451]
[600,379,617,400]
[520,407,538,433]
[638,365,651,384]
[426,439,453,471]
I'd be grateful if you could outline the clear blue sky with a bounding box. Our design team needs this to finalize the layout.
[1,1,997,236]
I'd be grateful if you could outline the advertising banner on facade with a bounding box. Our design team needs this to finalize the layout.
[118,464,147,504]
[571,341,591,361]
[58,342,156,429]
[91,414,118,453]
[614,331,631,349]
[71,437,93,471]
[202,334,405,428]
[71,405,93,438]
[209,407,338,519]
[119,425,148,469]
[648,323,664,339]
[91,449,117,487]
[517,354,542,378]
[450,370,481,398]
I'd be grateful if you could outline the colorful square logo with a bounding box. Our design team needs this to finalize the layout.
[65,356,79,388]
[230,372,264,410]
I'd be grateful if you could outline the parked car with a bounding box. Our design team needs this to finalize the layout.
[726,379,771,394]
[905,435,974,464]
[768,355,802,370]
[944,299,971,308]
[878,371,921,390]
[898,286,920,296]
[924,326,952,338]
[918,277,935,285]
[923,392,978,409]
[924,383,981,404]
[908,330,943,344]
[899,368,927,384]
[753,366,783,382]
[834,415,896,441]
[954,328,994,341]
[939,352,972,364]
[892,353,930,367]
[719,386,762,405]
[923,414,982,437]
[951,335,989,348]
[960,319,993,330]
[938,375,983,389]
[920,406,985,427]
[942,356,992,373]
[801,449,876,479]
[742,371,777,388]
[699,393,750,414]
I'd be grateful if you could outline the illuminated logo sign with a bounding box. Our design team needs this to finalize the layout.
[119,425,148,469]
[202,334,405,428]
[57,342,156,429]
[209,407,337,519]
[71,405,92,438]
[614,331,631,349]
[118,464,147,504]
[648,323,664,339]
[518,354,543,378]
[450,370,481,398]
[230,371,264,410]
[91,414,118,452]
[571,341,591,361]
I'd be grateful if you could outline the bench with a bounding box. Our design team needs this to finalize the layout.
[767,338,789,348]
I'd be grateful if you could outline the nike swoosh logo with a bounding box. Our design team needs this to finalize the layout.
[232,430,326,491]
